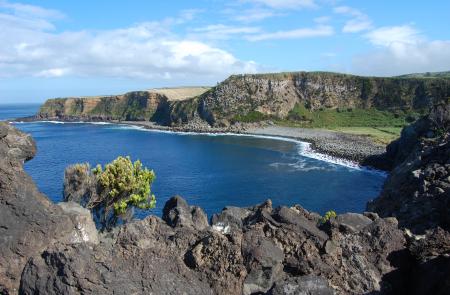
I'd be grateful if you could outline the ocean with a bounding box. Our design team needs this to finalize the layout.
[0,103,386,218]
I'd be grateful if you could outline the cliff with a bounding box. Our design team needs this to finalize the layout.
[37,87,210,124]
[0,122,98,293]
[171,72,450,127]
[36,72,450,128]
[368,102,450,233]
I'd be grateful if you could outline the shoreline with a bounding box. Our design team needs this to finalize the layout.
[11,117,388,171]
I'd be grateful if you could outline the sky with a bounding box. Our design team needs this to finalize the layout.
[0,0,449,103]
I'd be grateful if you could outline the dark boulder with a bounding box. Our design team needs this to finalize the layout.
[334,213,373,233]
[273,206,328,241]
[163,195,209,230]
[211,206,252,231]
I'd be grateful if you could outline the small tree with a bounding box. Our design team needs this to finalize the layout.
[64,156,156,230]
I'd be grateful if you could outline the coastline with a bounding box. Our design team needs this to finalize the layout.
[12,117,388,170]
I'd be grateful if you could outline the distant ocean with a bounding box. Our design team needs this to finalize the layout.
[0,103,386,218]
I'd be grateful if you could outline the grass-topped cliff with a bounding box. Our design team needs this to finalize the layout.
[194,71,449,124]
[37,71,450,142]
[37,87,210,123]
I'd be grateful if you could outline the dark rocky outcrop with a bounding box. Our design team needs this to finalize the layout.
[0,123,92,293]
[17,196,407,295]
[19,216,214,295]
[364,102,450,294]
[163,195,209,231]
[368,102,450,233]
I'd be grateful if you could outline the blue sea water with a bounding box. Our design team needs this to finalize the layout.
[0,104,386,218]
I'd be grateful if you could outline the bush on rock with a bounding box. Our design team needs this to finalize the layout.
[64,156,156,230]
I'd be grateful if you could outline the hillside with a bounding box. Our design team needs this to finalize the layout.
[37,72,450,132]
[175,72,450,126]
[396,71,450,79]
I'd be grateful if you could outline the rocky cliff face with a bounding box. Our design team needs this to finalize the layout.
[172,72,450,126]
[368,102,450,233]
[0,123,98,293]
[37,91,171,122]
[35,72,450,128]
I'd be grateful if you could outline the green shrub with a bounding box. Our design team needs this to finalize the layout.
[319,210,337,224]
[66,156,156,230]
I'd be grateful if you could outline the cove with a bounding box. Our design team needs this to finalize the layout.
[12,120,386,218]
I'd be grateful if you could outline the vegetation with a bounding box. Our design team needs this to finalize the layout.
[68,156,156,230]
[319,210,337,224]
[232,111,267,123]
[330,127,402,145]
[281,103,420,128]
[396,71,450,79]
[273,103,419,143]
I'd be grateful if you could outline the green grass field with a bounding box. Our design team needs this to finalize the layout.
[274,103,416,144]
[327,127,402,145]
[280,103,417,127]
[276,105,419,144]
[229,103,418,144]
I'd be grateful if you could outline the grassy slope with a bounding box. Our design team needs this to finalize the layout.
[234,103,417,144]
[396,71,450,79]
[328,127,402,145]
[277,103,417,144]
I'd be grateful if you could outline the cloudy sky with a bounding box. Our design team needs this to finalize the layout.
[1,0,449,102]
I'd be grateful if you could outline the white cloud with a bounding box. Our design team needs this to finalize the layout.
[314,16,331,24]
[334,6,372,33]
[244,0,317,9]
[353,25,450,76]
[0,3,258,80]
[0,0,64,19]
[364,25,422,46]
[191,24,261,40]
[246,25,333,41]
[231,8,280,22]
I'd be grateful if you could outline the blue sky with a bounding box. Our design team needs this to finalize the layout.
[1,0,449,103]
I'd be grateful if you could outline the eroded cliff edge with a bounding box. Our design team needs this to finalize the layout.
[1,102,449,294]
[36,72,450,128]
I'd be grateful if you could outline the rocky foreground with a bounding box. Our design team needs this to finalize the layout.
[0,102,449,294]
